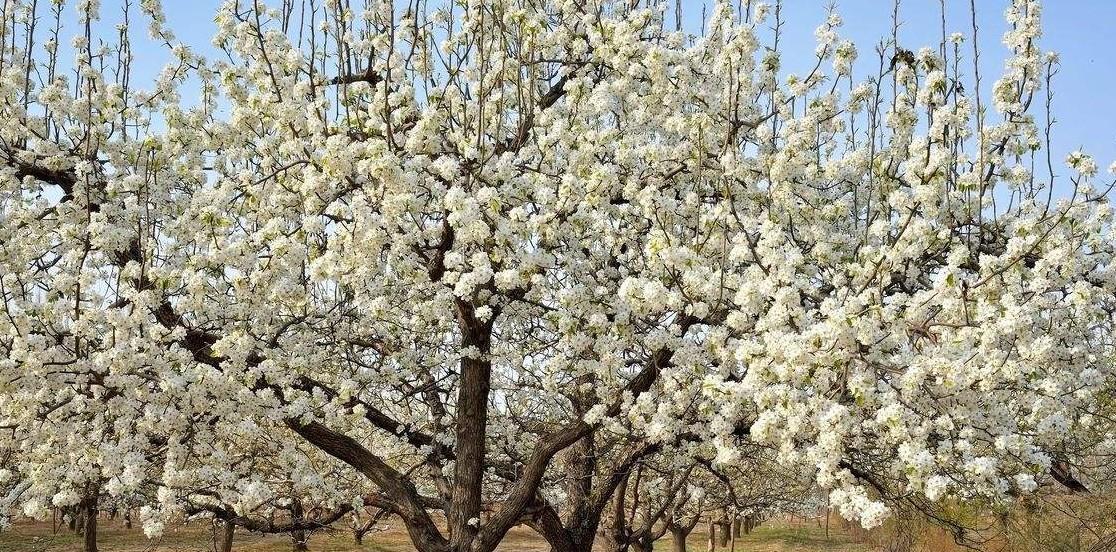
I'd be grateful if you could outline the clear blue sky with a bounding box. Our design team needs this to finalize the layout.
[754,0,1116,179]
[88,0,1116,180]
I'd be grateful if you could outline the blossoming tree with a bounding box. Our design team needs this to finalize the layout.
[1,0,1114,551]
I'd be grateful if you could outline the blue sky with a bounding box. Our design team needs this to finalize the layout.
[91,0,1116,179]
[753,0,1116,178]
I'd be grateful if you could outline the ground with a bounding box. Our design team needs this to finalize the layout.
[0,517,871,552]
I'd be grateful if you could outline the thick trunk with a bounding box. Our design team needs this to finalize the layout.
[547,535,584,552]
[449,301,492,551]
[732,518,741,538]
[523,505,581,552]
[633,535,655,552]
[219,520,235,552]
[605,473,629,552]
[716,521,729,547]
[123,510,132,529]
[560,370,595,532]
[562,434,594,527]
[81,494,99,552]
[448,354,490,550]
[570,519,602,552]
[706,520,715,552]
[670,526,689,552]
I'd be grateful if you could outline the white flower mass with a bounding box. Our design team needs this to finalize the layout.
[0,0,1114,550]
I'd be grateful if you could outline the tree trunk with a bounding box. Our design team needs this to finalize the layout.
[291,500,309,552]
[670,526,689,552]
[716,521,729,547]
[219,520,235,552]
[729,517,738,551]
[599,472,629,552]
[123,509,132,529]
[81,494,99,552]
[706,520,715,552]
[448,307,492,551]
[563,435,594,520]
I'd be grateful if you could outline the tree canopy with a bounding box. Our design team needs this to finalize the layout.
[0,1,1114,551]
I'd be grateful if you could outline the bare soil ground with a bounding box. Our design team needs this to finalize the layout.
[0,518,870,552]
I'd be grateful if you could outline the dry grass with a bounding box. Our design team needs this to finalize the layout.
[11,496,1111,552]
[664,520,869,552]
[0,517,869,552]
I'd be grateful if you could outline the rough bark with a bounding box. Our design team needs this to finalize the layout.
[290,500,309,552]
[81,493,99,552]
[448,300,492,552]
[632,535,654,552]
[562,434,594,528]
[219,520,235,552]
[670,526,689,552]
[521,501,578,552]
[609,472,629,552]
